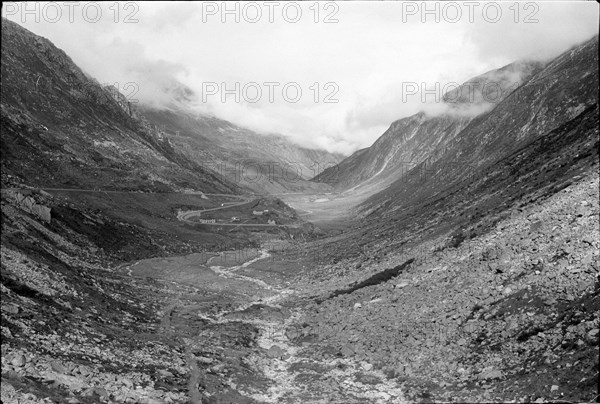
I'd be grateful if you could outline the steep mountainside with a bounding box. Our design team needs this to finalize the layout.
[0,19,238,194]
[312,60,545,192]
[139,105,344,195]
[360,35,598,216]
[313,112,471,194]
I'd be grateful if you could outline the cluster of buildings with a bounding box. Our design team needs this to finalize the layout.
[198,209,276,225]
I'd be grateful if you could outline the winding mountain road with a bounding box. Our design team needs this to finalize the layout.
[176,195,304,228]
[1,187,305,228]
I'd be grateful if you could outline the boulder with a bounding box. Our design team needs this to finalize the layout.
[32,204,51,222]
[587,328,599,344]
[50,359,68,374]
[93,387,109,398]
[196,356,213,364]
[10,353,26,367]
[266,345,284,359]
[157,369,174,379]
[2,304,19,314]
[340,345,354,357]
[478,369,503,380]
[11,192,51,222]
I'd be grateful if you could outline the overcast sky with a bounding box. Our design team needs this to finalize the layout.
[4,1,598,155]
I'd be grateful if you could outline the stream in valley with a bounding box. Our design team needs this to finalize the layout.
[124,247,406,404]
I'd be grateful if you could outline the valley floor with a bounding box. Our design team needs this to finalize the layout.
[1,171,598,404]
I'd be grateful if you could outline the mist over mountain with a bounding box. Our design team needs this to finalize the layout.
[313,37,597,202]
[9,2,596,155]
[136,89,344,195]
[0,18,238,194]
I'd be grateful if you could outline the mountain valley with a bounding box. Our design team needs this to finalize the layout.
[1,16,598,404]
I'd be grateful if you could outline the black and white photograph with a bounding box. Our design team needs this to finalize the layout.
[1,1,599,403]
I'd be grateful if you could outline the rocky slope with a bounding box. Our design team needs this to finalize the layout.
[0,188,207,404]
[282,101,599,401]
[0,18,238,194]
[292,169,599,403]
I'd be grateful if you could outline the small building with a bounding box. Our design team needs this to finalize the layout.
[267,219,276,225]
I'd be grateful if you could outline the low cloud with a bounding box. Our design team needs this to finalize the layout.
[94,38,190,109]
[421,60,546,118]
[5,1,598,155]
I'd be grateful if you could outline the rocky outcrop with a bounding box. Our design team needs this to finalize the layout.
[104,84,139,119]
[5,190,51,222]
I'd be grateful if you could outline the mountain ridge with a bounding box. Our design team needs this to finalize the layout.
[311,58,548,193]
[1,18,239,194]
[137,101,344,195]
[357,34,598,218]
